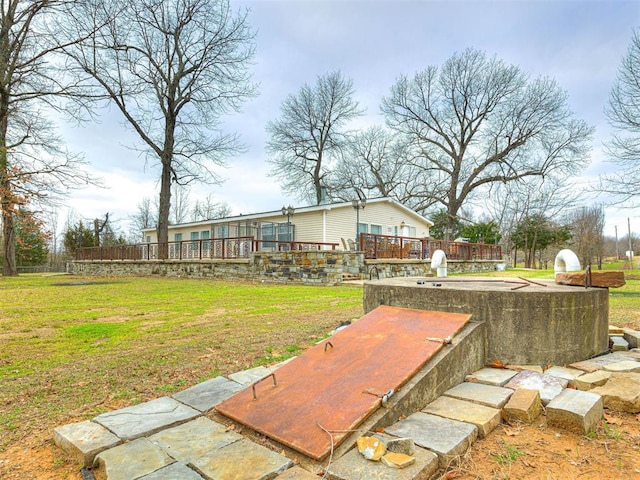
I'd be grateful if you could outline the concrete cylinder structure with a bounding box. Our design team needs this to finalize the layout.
[363,277,609,366]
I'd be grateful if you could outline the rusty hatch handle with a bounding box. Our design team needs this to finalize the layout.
[252,373,278,400]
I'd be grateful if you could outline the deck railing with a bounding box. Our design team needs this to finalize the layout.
[75,235,501,262]
[75,237,340,261]
[359,233,502,260]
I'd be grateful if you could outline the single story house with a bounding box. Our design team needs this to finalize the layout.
[141,197,433,250]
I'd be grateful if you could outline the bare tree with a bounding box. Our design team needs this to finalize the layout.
[267,71,363,205]
[382,48,593,233]
[565,205,605,269]
[129,197,156,241]
[601,28,640,205]
[191,194,231,221]
[0,0,95,276]
[170,184,191,225]
[329,125,419,203]
[486,177,583,267]
[63,0,256,258]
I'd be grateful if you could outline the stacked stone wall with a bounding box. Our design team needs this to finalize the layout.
[69,253,501,285]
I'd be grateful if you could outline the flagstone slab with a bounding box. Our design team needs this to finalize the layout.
[172,376,244,412]
[326,433,438,480]
[385,412,477,468]
[590,372,640,413]
[621,349,640,360]
[507,365,543,374]
[611,336,629,351]
[443,382,514,409]
[602,360,640,373]
[93,438,174,480]
[502,388,542,424]
[53,420,121,467]
[189,438,292,480]
[422,396,501,437]
[504,370,568,405]
[574,370,612,391]
[228,366,273,386]
[275,465,321,479]
[623,330,640,349]
[465,367,517,387]
[138,462,204,480]
[544,366,585,388]
[546,389,603,434]
[570,353,633,373]
[93,396,200,440]
[148,417,242,464]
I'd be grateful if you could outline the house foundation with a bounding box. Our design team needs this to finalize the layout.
[69,252,502,285]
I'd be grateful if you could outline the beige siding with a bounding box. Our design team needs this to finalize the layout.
[141,198,431,247]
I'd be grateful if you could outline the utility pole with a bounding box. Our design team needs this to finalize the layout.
[628,217,633,268]
[615,225,619,261]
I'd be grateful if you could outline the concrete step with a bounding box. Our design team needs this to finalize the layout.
[326,432,438,480]
[422,396,501,438]
[385,412,477,468]
[442,382,514,409]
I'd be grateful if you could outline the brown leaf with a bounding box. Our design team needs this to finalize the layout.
[375,427,385,433]
[486,358,508,369]
[443,470,463,479]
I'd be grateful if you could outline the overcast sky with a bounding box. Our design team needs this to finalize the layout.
[60,0,640,238]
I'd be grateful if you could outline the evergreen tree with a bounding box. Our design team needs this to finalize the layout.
[15,209,50,266]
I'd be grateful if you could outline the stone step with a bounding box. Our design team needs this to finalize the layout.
[504,370,568,405]
[465,367,517,387]
[189,439,292,479]
[543,366,585,388]
[172,376,244,413]
[623,329,640,349]
[570,352,633,373]
[385,412,478,468]
[602,359,640,373]
[590,372,640,412]
[546,388,603,435]
[442,382,514,409]
[93,396,201,441]
[326,432,438,480]
[422,396,501,437]
[611,335,630,351]
[502,388,542,424]
[574,370,612,391]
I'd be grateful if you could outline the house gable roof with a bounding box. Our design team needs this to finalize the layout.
[141,197,433,232]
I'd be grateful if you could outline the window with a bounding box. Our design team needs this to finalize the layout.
[278,222,294,242]
[174,233,183,242]
[261,223,276,249]
[370,224,382,235]
[200,230,211,255]
[357,223,368,236]
[145,235,151,243]
[216,225,229,239]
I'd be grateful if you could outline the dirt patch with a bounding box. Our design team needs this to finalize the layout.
[453,411,640,480]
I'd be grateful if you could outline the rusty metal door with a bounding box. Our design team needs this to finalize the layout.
[216,305,471,460]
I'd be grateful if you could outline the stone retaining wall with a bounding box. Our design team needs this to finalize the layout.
[69,252,501,285]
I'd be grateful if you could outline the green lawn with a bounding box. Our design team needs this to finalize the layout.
[0,274,363,452]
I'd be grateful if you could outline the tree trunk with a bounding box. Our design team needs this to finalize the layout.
[157,161,172,259]
[0,96,17,276]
